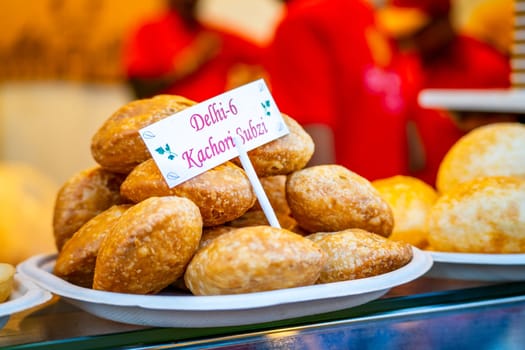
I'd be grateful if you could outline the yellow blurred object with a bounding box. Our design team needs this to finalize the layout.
[461,0,514,54]
[436,123,525,194]
[0,263,15,302]
[365,27,393,67]
[0,163,58,265]
[376,6,430,38]
[372,175,438,248]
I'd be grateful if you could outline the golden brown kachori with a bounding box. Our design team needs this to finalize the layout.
[184,225,325,295]
[93,196,202,294]
[120,160,255,226]
[286,165,394,235]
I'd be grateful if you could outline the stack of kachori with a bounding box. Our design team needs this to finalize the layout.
[52,94,413,296]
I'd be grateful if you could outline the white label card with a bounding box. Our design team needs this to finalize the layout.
[140,79,289,188]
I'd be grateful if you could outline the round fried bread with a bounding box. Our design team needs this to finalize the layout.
[54,204,131,288]
[120,160,255,226]
[93,196,202,294]
[286,165,394,236]
[436,122,525,193]
[91,94,196,174]
[184,225,325,295]
[428,176,525,253]
[306,229,413,283]
[372,175,438,248]
[53,166,127,251]
[232,114,314,177]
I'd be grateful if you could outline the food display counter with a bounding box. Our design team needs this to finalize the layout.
[0,81,523,349]
[1,269,525,349]
[1,92,525,349]
[2,63,524,349]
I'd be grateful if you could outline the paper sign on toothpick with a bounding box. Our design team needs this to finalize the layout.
[140,79,289,188]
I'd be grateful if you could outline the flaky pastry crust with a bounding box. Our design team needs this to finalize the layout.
[184,225,325,295]
[91,95,196,173]
[232,114,314,177]
[307,229,413,283]
[53,166,127,251]
[93,196,202,294]
[286,165,394,236]
[120,160,255,226]
[54,204,131,287]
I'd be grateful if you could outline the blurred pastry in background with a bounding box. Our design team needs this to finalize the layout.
[436,123,525,194]
[0,163,58,265]
[0,263,15,302]
[372,175,438,248]
[428,176,525,253]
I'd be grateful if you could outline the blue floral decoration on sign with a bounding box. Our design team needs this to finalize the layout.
[155,144,178,160]
[261,100,271,116]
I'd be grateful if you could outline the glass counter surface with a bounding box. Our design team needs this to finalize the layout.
[1,277,525,349]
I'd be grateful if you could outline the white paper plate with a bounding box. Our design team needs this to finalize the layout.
[426,252,525,282]
[17,248,432,328]
[0,274,53,329]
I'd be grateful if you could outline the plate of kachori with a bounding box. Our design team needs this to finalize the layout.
[18,249,432,328]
